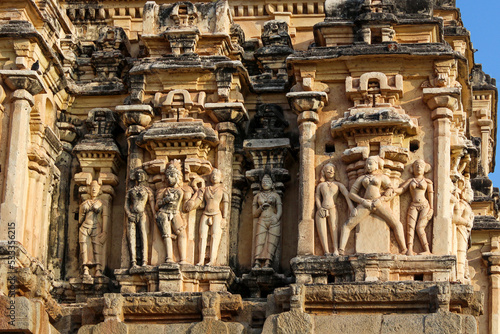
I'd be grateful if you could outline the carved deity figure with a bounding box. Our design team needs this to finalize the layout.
[339,156,407,255]
[253,174,283,268]
[155,160,187,264]
[396,159,434,255]
[315,163,355,256]
[79,180,104,277]
[187,169,229,266]
[451,178,474,282]
[125,168,156,269]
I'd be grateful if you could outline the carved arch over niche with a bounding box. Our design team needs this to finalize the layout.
[346,72,403,110]
[170,2,198,27]
[154,89,206,120]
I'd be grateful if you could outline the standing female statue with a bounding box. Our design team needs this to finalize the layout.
[253,174,282,268]
[315,163,355,256]
[156,160,188,264]
[338,156,407,255]
[396,159,434,255]
[79,180,104,277]
[125,168,156,269]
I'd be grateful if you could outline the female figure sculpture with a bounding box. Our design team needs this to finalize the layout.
[338,156,407,255]
[79,180,104,277]
[156,160,187,264]
[125,168,156,269]
[396,159,434,255]
[186,169,229,266]
[315,163,355,256]
[253,174,283,268]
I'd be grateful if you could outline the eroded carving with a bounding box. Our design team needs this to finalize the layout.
[315,163,355,256]
[125,168,156,269]
[253,174,282,268]
[155,160,188,264]
[396,160,434,255]
[339,156,407,255]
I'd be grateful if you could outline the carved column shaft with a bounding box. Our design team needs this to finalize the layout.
[484,253,500,334]
[287,91,327,256]
[216,122,237,265]
[479,121,493,175]
[297,112,319,255]
[0,89,34,242]
[424,89,459,256]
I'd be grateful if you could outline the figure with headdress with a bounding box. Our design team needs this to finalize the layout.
[155,160,188,264]
[315,163,355,256]
[125,168,156,269]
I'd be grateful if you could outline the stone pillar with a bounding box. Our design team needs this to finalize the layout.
[423,88,459,256]
[484,253,500,334]
[478,118,493,175]
[286,92,327,256]
[205,102,248,265]
[116,104,154,268]
[0,71,44,243]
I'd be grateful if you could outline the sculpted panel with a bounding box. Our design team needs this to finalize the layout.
[253,174,282,268]
[186,168,229,266]
[79,180,104,278]
[315,163,354,256]
[125,168,156,269]
[396,160,434,255]
[339,156,407,255]
[156,160,188,264]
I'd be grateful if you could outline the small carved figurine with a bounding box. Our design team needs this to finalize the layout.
[125,168,156,269]
[451,177,474,282]
[253,174,282,268]
[186,169,229,266]
[339,156,407,255]
[315,163,355,256]
[396,159,434,255]
[155,160,188,264]
[79,180,104,278]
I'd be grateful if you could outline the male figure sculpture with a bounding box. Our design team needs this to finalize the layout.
[315,163,355,256]
[125,168,155,269]
[187,169,229,266]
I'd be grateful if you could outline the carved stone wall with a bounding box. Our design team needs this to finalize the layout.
[0,0,498,333]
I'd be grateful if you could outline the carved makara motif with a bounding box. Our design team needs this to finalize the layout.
[315,163,355,256]
[155,160,188,264]
[396,160,434,256]
[79,180,105,279]
[125,168,156,269]
[339,156,407,255]
[252,174,282,268]
[185,168,229,266]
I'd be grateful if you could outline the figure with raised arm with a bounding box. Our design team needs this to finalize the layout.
[338,156,407,255]
[396,159,434,255]
[156,160,188,264]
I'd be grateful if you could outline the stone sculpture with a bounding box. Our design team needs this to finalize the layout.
[396,159,434,255]
[451,177,474,282]
[155,160,188,264]
[79,180,104,278]
[315,163,355,256]
[125,168,156,269]
[339,156,407,255]
[252,174,283,268]
[186,169,229,266]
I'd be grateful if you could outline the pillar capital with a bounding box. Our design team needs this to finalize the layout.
[422,87,460,115]
[483,252,500,275]
[286,91,328,114]
[116,104,154,136]
[0,70,45,96]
